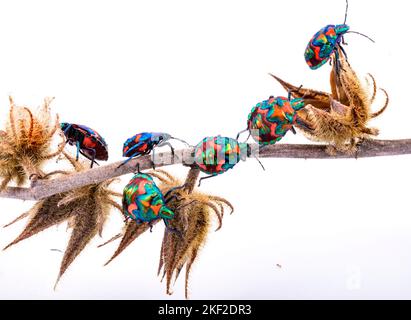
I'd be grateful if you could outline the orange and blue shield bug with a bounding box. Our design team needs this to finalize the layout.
[123,173,175,229]
[193,136,263,186]
[60,123,108,168]
[238,95,304,146]
[305,24,350,70]
[119,132,189,168]
[304,0,374,73]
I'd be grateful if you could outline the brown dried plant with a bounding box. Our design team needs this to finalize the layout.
[271,47,389,155]
[101,169,233,299]
[3,151,122,287]
[0,96,65,190]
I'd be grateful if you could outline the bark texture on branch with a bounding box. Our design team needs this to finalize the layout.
[0,139,410,201]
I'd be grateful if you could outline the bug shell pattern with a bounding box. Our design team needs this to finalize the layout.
[122,132,159,158]
[194,136,248,175]
[61,123,108,161]
[248,96,304,145]
[122,173,174,223]
[305,24,349,70]
[273,47,389,155]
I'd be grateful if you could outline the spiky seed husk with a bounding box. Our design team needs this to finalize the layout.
[4,154,122,286]
[271,49,389,154]
[0,97,64,189]
[104,169,233,299]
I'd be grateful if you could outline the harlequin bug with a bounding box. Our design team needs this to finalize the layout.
[123,172,175,228]
[60,123,108,168]
[237,91,304,146]
[193,136,264,186]
[304,0,374,73]
[118,132,189,169]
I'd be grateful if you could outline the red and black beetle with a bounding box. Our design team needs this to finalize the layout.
[60,123,108,168]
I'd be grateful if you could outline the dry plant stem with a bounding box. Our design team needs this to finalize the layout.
[184,168,200,194]
[20,157,44,184]
[1,140,411,201]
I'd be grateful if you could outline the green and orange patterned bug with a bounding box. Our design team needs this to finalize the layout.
[238,94,305,146]
[193,136,263,186]
[122,172,175,229]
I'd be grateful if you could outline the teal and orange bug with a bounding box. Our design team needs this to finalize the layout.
[123,172,177,230]
[118,132,190,169]
[304,0,374,73]
[237,85,305,146]
[193,136,264,186]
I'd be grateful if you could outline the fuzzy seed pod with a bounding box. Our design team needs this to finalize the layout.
[3,151,122,287]
[102,169,233,299]
[0,97,65,189]
[271,48,389,155]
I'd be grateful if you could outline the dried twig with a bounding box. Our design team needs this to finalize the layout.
[0,139,410,201]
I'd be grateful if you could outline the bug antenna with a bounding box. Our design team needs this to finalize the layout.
[347,31,375,43]
[170,136,191,147]
[344,0,349,24]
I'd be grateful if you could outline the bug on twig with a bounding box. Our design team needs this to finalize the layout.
[60,123,108,168]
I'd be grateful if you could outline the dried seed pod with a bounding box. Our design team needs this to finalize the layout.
[272,48,389,155]
[0,97,65,189]
[103,169,233,299]
[3,151,122,287]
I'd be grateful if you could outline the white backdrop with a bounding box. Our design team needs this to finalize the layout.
[0,0,410,300]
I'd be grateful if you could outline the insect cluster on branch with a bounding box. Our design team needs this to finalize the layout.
[0,0,389,298]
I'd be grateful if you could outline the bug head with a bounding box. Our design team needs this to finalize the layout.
[159,133,171,142]
[335,24,350,36]
[60,122,71,135]
[339,1,375,44]
[291,98,305,112]
[159,206,175,220]
[151,132,172,145]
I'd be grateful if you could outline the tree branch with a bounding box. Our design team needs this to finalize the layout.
[1,139,410,201]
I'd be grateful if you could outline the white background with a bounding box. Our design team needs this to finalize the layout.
[0,0,410,299]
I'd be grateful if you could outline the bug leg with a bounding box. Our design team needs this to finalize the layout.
[335,45,347,75]
[117,156,135,169]
[76,141,81,161]
[198,174,219,187]
[161,142,176,162]
[163,183,188,199]
[339,44,348,60]
[288,85,303,100]
[79,150,99,167]
[236,128,249,141]
[90,150,96,169]
[164,194,184,205]
[291,127,297,135]
[85,148,96,168]
[150,149,157,170]
[164,142,175,157]
[134,162,143,174]
[252,155,266,171]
